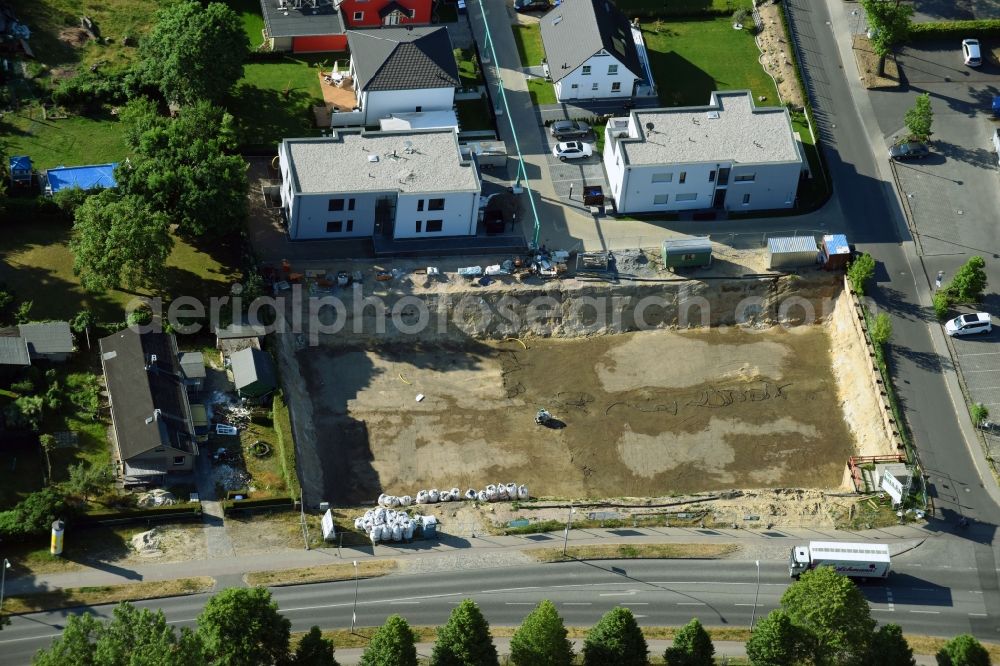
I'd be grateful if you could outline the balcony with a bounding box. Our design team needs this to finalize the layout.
[313,69,363,128]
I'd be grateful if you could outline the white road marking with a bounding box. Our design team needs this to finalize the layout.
[677,602,706,606]
[0,633,63,645]
[505,602,536,606]
[886,589,895,612]
[734,603,761,607]
[479,587,540,594]
[391,601,421,605]
[871,608,894,612]
[969,613,988,617]
[910,610,940,614]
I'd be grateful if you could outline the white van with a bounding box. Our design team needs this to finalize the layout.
[993,129,1000,166]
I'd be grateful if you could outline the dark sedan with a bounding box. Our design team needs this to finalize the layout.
[514,0,551,11]
[889,141,929,161]
[550,119,591,140]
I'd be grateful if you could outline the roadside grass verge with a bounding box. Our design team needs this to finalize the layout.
[3,577,215,614]
[531,543,739,562]
[643,18,779,108]
[527,78,557,105]
[792,115,830,211]
[511,24,544,67]
[245,560,398,587]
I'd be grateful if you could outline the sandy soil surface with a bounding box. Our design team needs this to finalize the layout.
[302,323,864,504]
[756,2,806,109]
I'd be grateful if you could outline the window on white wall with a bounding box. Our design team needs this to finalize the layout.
[651,173,672,183]
[592,83,598,91]
[417,200,424,211]
[653,194,668,205]
[708,170,716,182]
[328,199,345,211]
[348,198,356,210]
[676,193,698,202]
[426,220,443,232]
[611,82,621,92]
[326,221,343,233]
[742,193,751,205]
[582,65,591,75]
[608,64,618,75]
[353,11,364,20]
[346,220,354,232]
[415,220,423,232]
[679,171,687,184]
[428,198,445,211]
[571,84,578,89]
[735,173,756,182]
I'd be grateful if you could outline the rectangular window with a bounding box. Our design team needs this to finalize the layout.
[571,84,579,89]
[676,193,698,202]
[428,198,445,211]
[582,65,591,75]
[348,198,356,211]
[735,173,756,182]
[653,194,669,205]
[709,170,716,183]
[426,220,443,232]
[417,199,424,211]
[173,456,185,466]
[353,11,364,20]
[409,8,416,17]
[415,220,422,233]
[608,64,618,75]
[346,220,354,232]
[611,82,621,92]
[592,82,599,91]
[328,198,345,211]
[679,171,687,184]
[742,193,751,205]
[326,221,343,233]
[651,173,672,183]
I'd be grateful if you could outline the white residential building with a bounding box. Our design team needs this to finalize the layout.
[603,91,806,214]
[539,0,646,102]
[346,27,459,127]
[278,129,481,241]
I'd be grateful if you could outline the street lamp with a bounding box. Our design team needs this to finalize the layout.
[351,560,359,634]
[0,558,11,617]
[562,504,575,556]
[750,560,761,634]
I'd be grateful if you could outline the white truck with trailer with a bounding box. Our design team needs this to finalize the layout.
[789,541,891,580]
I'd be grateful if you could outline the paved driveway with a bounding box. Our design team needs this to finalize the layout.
[912,0,1000,22]
[949,326,1000,412]
[538,128,611,211]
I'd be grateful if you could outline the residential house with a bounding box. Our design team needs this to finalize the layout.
[260,0,347,53]
[230,348,277,403]
[278,129,480,240]
[99,329,198,483]
[539,0,646,102]
[0,337,30,368]
[602,91,805,214]
[17,322,74,362]
[339,0,430,28]
[346,27,459,127]
[44,163,118,196]
[215,323,267,354]
[178,352,206,392]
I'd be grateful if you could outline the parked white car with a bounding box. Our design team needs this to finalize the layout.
[552,141,593,161]
[945,312,992,337]
[962,38,982,67]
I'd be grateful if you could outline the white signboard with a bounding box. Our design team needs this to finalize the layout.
[881,470,904,505]
[321,509,336,541]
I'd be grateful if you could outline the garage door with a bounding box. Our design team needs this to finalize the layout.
[292,35,347,53]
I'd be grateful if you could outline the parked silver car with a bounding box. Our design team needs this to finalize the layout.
[550,120,591,140]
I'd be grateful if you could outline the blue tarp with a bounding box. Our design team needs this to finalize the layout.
[9,155,31,173]
[45,163,118,194]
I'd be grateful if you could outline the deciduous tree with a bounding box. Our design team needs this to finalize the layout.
[360,615,418,666]
[197,587,291,666]
[847,252,875,295]
[860,0,914,75]
[431,599,498,666]
[746,610,809,666]
[664,618,714,666]
[70,190,172,292]
[948,256,988,303]
[139,1,248,105]
[582,606,648,666]
[294,626,339,666]
[66,462,111,502]
[509,599,574,666]
[904,92,933,141]
[869,623,914,666]
[936,634,991,666]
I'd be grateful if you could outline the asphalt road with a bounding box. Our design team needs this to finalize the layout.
[0,559,991,664]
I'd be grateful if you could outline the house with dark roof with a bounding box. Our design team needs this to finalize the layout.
[260,0,347,53]
[346,27,459,126]
[99,329,198,482]
[17,322,74,362]
[539,0,649,102]
[230,348,278,404]
[0,336,30,367]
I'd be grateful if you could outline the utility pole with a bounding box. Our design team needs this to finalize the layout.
[750,560,761,633]
[351,560,360,634]
[562,504,575,556]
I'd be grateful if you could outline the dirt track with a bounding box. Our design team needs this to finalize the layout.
[301,324,858,504]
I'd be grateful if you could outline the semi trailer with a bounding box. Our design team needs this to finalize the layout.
[789,541,891,579]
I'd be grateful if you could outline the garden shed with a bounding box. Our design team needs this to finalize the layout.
[9,155,31,187]
[767,236,818,270]
[230,347,277,403]
[661,237,712,269]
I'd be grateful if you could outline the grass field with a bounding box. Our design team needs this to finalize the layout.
[527,78,556,105]
[643,18,779,108]
[454,48,483,88]
[0,108,128,170]
[615,0,751,15]
[230,56,328,146]
[511,24,544,67]
[230,0,267,49]
[4,577,215,614]
[456,96,493,131]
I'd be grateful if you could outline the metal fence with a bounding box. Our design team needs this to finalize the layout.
[595,228,829,252]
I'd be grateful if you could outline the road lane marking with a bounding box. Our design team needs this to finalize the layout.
[0,633,63,645]
[622,603,649,606]
[391,601,421,605]
[910,610,940,614]
[599,591,639,597]
[872,609,894,612]
[734,603,761,607]
[969,613,988,617]
[562,602,592,606]
[480,587,540,594]
[677,602,706,606]
[505,602,535,606]
[886,589,895,612]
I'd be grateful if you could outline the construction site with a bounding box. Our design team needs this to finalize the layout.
[276,249,896,522]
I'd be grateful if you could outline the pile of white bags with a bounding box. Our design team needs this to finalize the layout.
[354,507,418,544]
[378,483,529,507]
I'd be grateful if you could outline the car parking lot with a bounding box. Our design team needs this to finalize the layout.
[538,125,611,207]
[949,323,1000,413]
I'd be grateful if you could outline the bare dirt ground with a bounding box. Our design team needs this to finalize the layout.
[302,322,869,505]
[756,1,806,109]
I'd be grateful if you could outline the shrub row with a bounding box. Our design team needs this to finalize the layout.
[910,19,1000,40]
[80,503,203,525]
[222,496,296,515]
[272,392,301,497]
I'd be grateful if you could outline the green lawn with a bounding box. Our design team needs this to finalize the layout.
[511,24,544,67]
[230,56,329,147]
[1,107,128,170]
[454,48,484,88]
[643,18,779,108]
[456,96,493,131]
[792,116,830,210]
[229,0,267,50]
[615,0,751,16]
[527,78,556,105]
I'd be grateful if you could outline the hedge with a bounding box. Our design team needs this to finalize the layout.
[222,496,296,515]
[80,504,203,525]
[272,391,301,497]
[910,19,1000,40]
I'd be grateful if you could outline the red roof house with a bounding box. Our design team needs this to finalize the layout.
[259,0,432,53]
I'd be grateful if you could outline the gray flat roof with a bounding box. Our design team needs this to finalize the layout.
[283,130,479,195]
[621,91,800,166]
[260,0,344,38]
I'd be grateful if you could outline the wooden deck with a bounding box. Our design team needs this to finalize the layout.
[318,71,358,112]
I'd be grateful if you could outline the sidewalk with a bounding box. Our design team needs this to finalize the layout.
[329,638,939,665]
[4,524,932,596]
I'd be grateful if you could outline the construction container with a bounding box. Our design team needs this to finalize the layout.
[661,237,712,269]
[767,236,818,270]
[820,234,851,271]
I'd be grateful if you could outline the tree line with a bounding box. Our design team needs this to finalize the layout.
[22,567,993,665]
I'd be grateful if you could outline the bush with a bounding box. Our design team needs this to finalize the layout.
[0,488,73,541]
[50,68,150,110]
[847,253,876,295]
[910,19,1000,41]
[222,496,296,515]
[80,503,202,524]
[870,312,892,347]
[972,403,989,426]
[10,378,35,394]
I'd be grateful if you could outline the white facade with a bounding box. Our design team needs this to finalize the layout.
[358,87,455,125]
[602,93,805,214]
[554,51,637,102]
[278,131,480,242]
